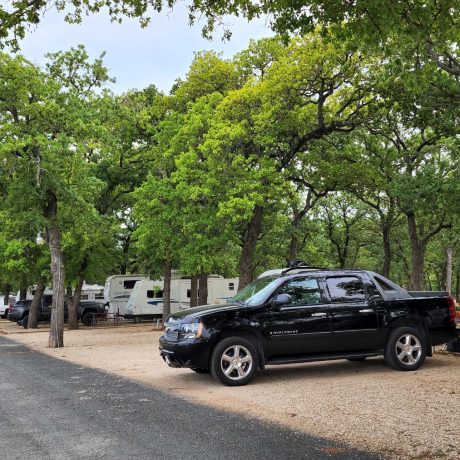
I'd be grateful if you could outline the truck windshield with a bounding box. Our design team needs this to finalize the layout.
[230,276,279,306]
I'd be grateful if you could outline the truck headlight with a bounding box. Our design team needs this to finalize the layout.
[180,321,203,339]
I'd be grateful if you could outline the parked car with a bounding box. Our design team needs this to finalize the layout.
[7,295,106,328]
[159,264,458,386]
[7,300,32,323]
[0,295,15,319]
[0,302,9,319]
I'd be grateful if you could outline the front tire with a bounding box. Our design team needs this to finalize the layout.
[210,336,259,386]
[384,326,426,371]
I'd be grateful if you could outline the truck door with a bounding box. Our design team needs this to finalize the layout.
[326,275,380,351]
[261,277,333,357]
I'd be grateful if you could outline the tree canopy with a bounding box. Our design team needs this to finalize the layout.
[1,4,459,347]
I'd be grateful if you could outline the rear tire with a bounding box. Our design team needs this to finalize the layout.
[384,326,426,371]
[210,336,259,386]
[81,312,94,326]
[22,315,29,329]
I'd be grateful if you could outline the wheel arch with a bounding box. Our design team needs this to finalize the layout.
[211,327,266,370]
[385,316,432,356]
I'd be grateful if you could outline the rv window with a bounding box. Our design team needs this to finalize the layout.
[187,289,191,299]
[81,295,89,300]
[147,290,155,299]
[123,280,138,289]
[229,283,235,291]
[156,290,163,298]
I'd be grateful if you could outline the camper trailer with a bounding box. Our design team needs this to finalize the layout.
[125,276,239,319]
[104,274,150,316]
[15,283,104,303]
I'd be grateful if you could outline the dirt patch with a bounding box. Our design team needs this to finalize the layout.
[1,319,459,459]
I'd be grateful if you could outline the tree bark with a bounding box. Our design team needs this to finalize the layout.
[190,275,198,308]
[67,274,85,330]
[198,273,208,306]
[406,211,425,290]
[445,245,453,295]
[288,213,302,261]
[19,288,27,301]
[162,259,172,324]
[28,279,46,329]
[238,205,264,290]
[3,285,11,307]
[456,271,460,303]
[382,221,392,278]
[46,191,65,348]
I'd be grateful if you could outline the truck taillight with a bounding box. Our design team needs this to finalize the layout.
[447,296,456,322]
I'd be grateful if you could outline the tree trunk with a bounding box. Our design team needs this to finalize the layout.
[67,274,85,330]
[382,221,392,278]
[445,246,453,295]
[427,275,433,291]
[456,271,460,303]
[46,191,65,348]
[19,288,27,301]
[3,285,11,307]
[410,241,425,290]
[120,235,131,275]
[190,275,198,308]
[288,213,301,261]
[406,212,425,290]
[162,259,172,324]
[198,273,208,306]
[238,205,264,290]
[28,279,46,329]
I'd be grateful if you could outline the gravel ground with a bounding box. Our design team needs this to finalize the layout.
[1,319,459,459]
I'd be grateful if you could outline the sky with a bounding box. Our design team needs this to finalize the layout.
[19,5,272,95]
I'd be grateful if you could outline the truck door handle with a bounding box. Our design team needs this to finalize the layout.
[359,309,374,313]
[311,312,327,317]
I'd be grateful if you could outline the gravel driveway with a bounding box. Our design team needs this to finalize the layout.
[1,320,459,459]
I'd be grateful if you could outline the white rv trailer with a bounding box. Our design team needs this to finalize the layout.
[104,275,150,316]
[125,276,239,319]
[16,283,104,302]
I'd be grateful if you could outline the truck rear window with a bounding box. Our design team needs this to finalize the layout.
[326,277,366,303]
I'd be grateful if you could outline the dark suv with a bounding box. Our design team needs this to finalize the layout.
[8,295,106,327]
[159,266,457,386]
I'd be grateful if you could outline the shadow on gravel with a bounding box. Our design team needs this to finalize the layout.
[0,335,382,460]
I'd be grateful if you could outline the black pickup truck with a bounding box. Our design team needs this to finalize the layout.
[8,295,106,327]
[159,266,458,386]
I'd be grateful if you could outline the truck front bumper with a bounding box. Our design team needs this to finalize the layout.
[159,336,211,369]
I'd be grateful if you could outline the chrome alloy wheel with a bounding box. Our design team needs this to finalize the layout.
[395,334,422,365]
[220,345,253,381]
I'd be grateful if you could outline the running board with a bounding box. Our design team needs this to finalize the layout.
[266,351,381,366]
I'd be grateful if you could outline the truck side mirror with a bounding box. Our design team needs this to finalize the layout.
[270,293,292,309]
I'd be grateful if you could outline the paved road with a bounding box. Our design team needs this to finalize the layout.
[0,336,380,460]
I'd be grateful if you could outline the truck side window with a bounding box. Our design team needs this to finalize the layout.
[281,278,322,306]
[374,276,395,292]
[326,277,366,303]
